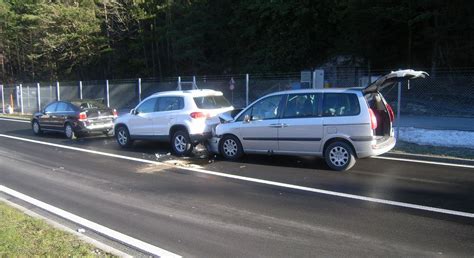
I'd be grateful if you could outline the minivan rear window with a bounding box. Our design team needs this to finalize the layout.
[194,95,231,109]
[322,93,360,117]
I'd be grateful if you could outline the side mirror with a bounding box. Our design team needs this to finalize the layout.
[130,108,138,115]
[243,115,251,123]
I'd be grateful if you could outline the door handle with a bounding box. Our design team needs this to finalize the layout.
[281,123,288,128]
[269,123,283,128]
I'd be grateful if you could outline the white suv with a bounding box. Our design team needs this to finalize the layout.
[114,89,233,155]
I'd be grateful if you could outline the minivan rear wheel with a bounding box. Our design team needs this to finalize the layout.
[324,141,356,171]
[219,135,243,160]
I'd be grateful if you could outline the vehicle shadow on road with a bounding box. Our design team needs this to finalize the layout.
[7,128,334,171]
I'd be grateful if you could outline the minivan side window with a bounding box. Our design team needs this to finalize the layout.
[237,95,283,121]
[136,97,158,114]
[283,93,320,118]
[322,93,360,117]
[156,97,184,112]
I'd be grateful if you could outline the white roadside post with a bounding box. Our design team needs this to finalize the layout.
[245,74,249,106]
[106,80,110,107]
[37,83,41,112]
[79,81,83,99]
[138,78,142,102]
[177,76,182,90]
[1,84,4,114]
[20,84,24,114]
[56,81,60,101]
[396,81,402,139]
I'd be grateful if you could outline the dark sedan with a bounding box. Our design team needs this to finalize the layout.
[31,100,117,139]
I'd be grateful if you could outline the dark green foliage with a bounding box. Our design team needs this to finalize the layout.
[0,0,472,83]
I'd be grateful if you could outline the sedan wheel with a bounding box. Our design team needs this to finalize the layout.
[324,141,356,171]
[219,135,243,160]
[64,123,75,139]
[32,120,42,135]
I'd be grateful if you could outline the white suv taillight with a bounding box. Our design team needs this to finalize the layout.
[79,112,87,121]
[190,112,209,119]
[113,109,118,118]
[368,108,378,130]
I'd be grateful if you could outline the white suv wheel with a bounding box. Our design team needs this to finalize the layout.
[171,130,193,156]
[174,135,187,152]
[329,146,349,166]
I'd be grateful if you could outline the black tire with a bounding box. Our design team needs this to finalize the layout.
[219,135,244,160]
[116,126,133,148]
[324,141,356,171]
[32,120,42,135]
[64,123,76,139]
[171,130,193,156]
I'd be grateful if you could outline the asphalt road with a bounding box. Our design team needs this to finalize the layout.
[0,118,473,257]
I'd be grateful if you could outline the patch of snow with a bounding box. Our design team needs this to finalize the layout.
[396,127,474,149]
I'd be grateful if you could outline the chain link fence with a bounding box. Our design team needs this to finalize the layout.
[2,69,473,133]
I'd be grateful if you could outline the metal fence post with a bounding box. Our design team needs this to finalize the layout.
[396,81,402,138]
[106,80,110,107]
[26,85,30,112]
[79,81,83,99]
[20,84,24,114]
[56,81,60,101]
[37,83,41,112]
[1,84,4,114]
[193,76,197,89]
[138,78,142,102]
[245,74,249,106]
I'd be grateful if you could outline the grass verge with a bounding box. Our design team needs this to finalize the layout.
[392,141,474,160]
[0,201,114,256]
[0,113,31,120]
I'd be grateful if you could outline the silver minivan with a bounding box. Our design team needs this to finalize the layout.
[209,70,428,171]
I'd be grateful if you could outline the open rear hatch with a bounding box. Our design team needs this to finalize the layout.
[363,69,428,94]
[363,69,428,141]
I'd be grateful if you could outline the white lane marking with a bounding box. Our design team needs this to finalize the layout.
[2,117,473,169]
[373,156,474,169]
[0,185,181,258]
[1,133,473,219]
[0,117,30,123]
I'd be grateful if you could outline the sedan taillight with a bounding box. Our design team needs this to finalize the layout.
[79,112,87,121]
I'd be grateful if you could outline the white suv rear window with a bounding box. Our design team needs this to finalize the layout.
[193,95,231,109]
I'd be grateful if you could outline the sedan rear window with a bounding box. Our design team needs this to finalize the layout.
[193,95,231,109]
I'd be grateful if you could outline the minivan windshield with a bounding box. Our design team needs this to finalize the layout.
[193,95,231,109]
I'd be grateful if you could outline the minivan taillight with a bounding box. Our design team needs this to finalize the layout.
[79,112,87,121]
[113,109,118,118]
[368,108,378,130]
[386,103,395,123]
[190,112,209,119]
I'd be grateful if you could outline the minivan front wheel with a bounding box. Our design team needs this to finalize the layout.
[219,135,243,160]
[324,141,356,171]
